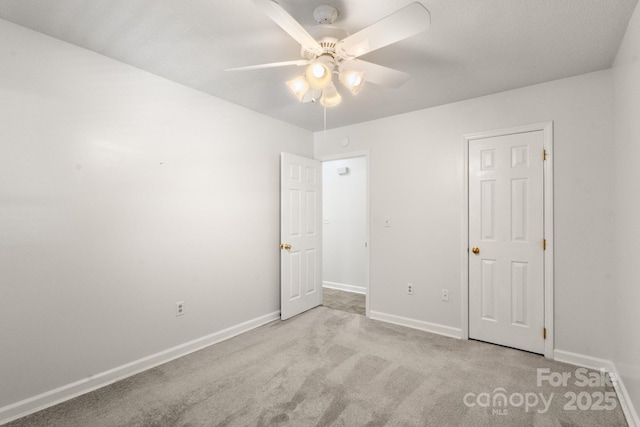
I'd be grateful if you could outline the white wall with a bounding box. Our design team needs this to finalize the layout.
[322,158,367,293]
[0,19,312,412]
[315,70,615,359]
[613,0,640,418]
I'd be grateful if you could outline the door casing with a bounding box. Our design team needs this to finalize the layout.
[461,122,554,358]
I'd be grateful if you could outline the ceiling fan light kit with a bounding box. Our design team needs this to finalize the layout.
[319,85,342,108]
[305,61,332,89]
[231,1,431,109]
[286,76,310,101]
[340,70,365,95]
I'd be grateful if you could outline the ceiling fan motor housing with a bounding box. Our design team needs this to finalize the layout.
[300,25,349,61]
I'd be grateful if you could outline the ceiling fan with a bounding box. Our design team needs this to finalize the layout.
[227,0,431,107]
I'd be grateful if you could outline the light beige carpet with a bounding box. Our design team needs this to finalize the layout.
[7,307,627,426]
[322,287,366,316]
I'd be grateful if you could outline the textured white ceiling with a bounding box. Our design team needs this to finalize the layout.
[0,0,637,131]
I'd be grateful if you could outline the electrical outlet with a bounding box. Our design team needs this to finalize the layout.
[407,283,414,295]
[176,301,185,316]
[441,289,449,302]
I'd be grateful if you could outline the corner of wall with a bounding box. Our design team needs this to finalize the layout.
[611,1,640,425]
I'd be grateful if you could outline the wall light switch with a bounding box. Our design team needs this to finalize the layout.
[384,218,391,227]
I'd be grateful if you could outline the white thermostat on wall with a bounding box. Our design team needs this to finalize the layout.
[337,167,349,175]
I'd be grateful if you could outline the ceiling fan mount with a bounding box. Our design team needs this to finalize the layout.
[313,5,339,25]
[228,1,431,107]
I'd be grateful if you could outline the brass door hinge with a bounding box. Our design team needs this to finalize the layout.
[543,327,547,340]
[543,149,547,160]
[543,239,547,250]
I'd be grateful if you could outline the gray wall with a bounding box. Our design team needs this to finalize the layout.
[613,1,640,419]
[0,19,313,409]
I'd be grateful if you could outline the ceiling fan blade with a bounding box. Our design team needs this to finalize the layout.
[344,60,410,88]
[250,0,323,55]
[336,2,430,59]
[226,59,308,71]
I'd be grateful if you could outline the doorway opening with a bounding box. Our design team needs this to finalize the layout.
[320,154,370,317]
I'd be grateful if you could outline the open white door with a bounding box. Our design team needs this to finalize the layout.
[280,153,322,320]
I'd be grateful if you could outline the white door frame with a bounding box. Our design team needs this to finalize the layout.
[461,122,554,358]
[317,151,371,318]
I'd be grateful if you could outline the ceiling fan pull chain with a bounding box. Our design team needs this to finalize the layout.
[324,106,327,139]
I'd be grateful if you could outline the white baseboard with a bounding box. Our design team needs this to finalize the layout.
[553,349,615,371]
[369,310,462,339]
[323,281,366,295]
[0,311,280,426]
[554,349,639,427]
[611,365,640,427]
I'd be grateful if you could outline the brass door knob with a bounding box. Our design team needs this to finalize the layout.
[280,243,292,250]
[471,247,480,254]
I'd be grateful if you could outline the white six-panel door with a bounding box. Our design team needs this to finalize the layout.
[468,130,545,354]
[280,153,322,320]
